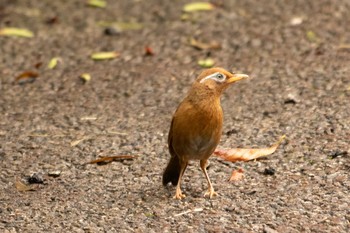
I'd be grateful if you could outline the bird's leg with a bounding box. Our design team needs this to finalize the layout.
[200,159,218,198]
[174,161,188,200]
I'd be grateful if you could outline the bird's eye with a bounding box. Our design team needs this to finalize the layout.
[216,73,225,80]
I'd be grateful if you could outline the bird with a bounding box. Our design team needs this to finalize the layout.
[163,67,249,199]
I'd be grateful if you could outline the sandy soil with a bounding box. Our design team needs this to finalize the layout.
[0,0,349,232]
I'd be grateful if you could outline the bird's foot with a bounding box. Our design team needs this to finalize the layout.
[173,191,186,200]
[204,188,218,199]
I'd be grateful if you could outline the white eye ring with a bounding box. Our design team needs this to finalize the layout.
[200,72,226,83]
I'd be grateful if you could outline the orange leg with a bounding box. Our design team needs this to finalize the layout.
[200,159,218,198]
[174,161,188,199]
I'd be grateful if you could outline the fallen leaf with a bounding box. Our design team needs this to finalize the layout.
[144,46,154,56]
[47,57,61,69]
[306,30,318,43]
[80,73,91,83]
[214,135,286,162]
[0,27,34,38]
[183,2,214,12]
[337,44,350,50]
[86,155,137,165]
[87,0,107,8]
[189,38,221,50]
[97,21,143,31]
[15,178,36,192]
[198,58,215,68]
[15,71,39,84]
[229,168,244,182]
[91,51,119,60]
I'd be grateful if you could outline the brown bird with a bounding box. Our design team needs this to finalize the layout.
[163,67,248,199]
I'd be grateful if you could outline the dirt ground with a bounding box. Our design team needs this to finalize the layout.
[0,0,349,232]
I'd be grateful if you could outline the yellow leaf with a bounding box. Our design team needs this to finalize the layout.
[183,2,214,12]
[80,73,91,82]
[0,27,34,38]
[47,57,60,69]
[91,51,119,60]
[214,135,286,162]
[198,58,215,68]
[87,0,107,8]
[306,31,318,43]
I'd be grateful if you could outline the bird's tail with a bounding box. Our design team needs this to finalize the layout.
[162,155,181,186]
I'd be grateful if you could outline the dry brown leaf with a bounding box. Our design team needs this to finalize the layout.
[15,71,39,84]
[189,38,221,50]
[86,155,137,165]
[15,179,36,192]
[214,135,286,162]
[229,168,244,182]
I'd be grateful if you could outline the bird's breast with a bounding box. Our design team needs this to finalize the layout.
[170,100,223,160]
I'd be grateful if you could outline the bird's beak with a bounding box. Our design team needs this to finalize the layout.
[227,74,249,84]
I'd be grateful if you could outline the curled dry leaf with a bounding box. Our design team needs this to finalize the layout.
[214,135,286,162]
[15,71,39,84]
[189,38,221,50]
[0,27,34,38]
[183,2,214,12]
[229,168,244,182]
[91,51,119,60]
[86,155,137,165]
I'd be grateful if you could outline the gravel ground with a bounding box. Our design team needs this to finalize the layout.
[0,0,349,232]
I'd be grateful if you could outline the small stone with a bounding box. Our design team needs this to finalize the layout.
[104,27,121,36]
[263,167,276,176]
[48,170,61,178]
[26,173,44,184]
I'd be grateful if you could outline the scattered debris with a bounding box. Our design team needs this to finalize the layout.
[86,0,107,8]
[214,135,286,162]
[71,137,89,147]
[306,30,319,43]
[290,17,303,26]
[104,27,121,36]
[48,171,61,178]
[0,27,34,38]
[15,178,36,192]
[189,38,221,50]
[98,21,143,31]
[79,73,91,83]
[86,155,137,165]
[263,167,276,176]
[198,58,215,68]
[183,2,214,12]
[26,173,44,184]
[47,57,61,69]
[329,150,348,159]
[15,71,39,84]
[229,168,244,182]
[91,51,119,60]
[144,46,154,56]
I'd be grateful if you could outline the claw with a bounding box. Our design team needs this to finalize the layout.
[204,188,218,199]
[173,190,186,200]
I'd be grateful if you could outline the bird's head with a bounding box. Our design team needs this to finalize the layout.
[195,67,249,94]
